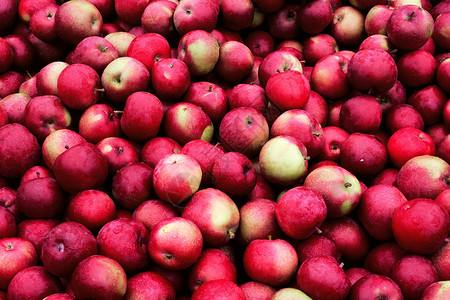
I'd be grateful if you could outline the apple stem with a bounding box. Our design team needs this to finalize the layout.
[339,262,345,269]
[114,110,124,115]
[268,235,272,241]
[95,88,105,93]
[36,172,40,179]
[228,230,235,240]
[315,227,322,234]
[26,70,33,79]
[344,182,352,188]
[305,156,311,161]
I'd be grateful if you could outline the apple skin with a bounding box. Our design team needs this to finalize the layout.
[214,41,254,83]
[267,3,300,40]
[173,0,219,36]
[29,4,59,42]
[141,0,177,38]
[295,235,340,265]
[244,30,275,59]
[348,274,403,300]
[303,165,362,218]
[0,237,38,291]
[126,33,171,72]
[340,95,383,133]
[259,135,308,186]
[359,34,397,60]
[57,63,101,110]
[330,5,365,47]
[6,266,63,300]
[112,162,153,211]
[390,255,439,300]
[124,271,176,300]
[40,221,97,278]
[0,93,31,124]
[0,206,16,238]
[148,217,203,271]
[397,50,438,88]
[266,70,310,112]
[220,0,254,31]
[54,0,103,45]
[132,199,179,232]
[163,102,214,145]
[0,37,13,73]
[430,241,450,281]
[78,104,121,144]
[153,153,202,206]
[191,279,245,300]
[177,29,220,77]
[297,0,333,35]
[101,56,150,104]
[363,242,406,277]
[120,91,164,142]
[396,155,450,200]
[188,248,237,292]
[104,32,135,57]
[392,198,449,255]
[407,85,447,127]
[97,218,150,274]
[318,126,349,162]
[0,71,26,98]
[347,49,398,93]
[0,123,41,179]
[243,238,298,287]
[96,137,139,174]
[53,142,108,195]
[437,58,450,94]
[433,12,450,51]
[297,255,351,300]
[365,5,395,36]
[227,83,267,114]
[36,61,69,96]
[65,189,116,232]
[151,58,191,102]
[421,281,450,300]
[0,187,20,221]
[3,35,35,72]
[16,219,59,257]
[70,36,119,74]
[258,49,303,88]
[219,107,269,158]
[302,33,339,65]
[182,188,240,246]
[385,104,424,133]
[386,4,434,50]
[19,75,39,98]
[70,255,127,300]
[0,0,18,31]
[240,281,276,300]
[141,137,181,169]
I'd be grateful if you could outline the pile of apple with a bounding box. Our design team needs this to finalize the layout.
[0,0,449,299]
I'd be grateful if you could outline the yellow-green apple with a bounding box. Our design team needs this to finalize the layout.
[0,237,37,290]
[36,61,68,96]
[219,107,269,158]
[114,0,150,26]
[112,162,153,211]
[276,186,327,240]
[101,56,150,104]
[140,137,181,169]
[272,288,313,300]
[97,218,150,274]
[214,41,254,83]
[23,95,71,141]
[120,91,164,142]
[297,0,333,35]
[153,153,202,206]
[40,221,97,278]
[151,58,191,101]
[267,3,300,39]
[53,142,108,194]
[358,184,408,241]
[6,266,62,300]
[392,198,449,255]
[348,274,403,300]
[188,248,237,292]
[54,0,103,45]
[0,0,18,31]
[126,33,171,71]
[183,81,228,124]
[29,4,59,42]
[303,165,361,218]
[96,137,139,174]
[141,0,177,38]
[330,5,365,47]
[396,155,450,200]
[148,217,203,270]
[177,29,220,77]
[132,199,179,232]
[70,255,127,300]
[348,49,397,93]
[243,238,298,286]
[41,129,86,170]
[57,63,100,110]
[244,30,275,58]
[181,188,239,246]
[258,49,303,87]
[191,279,245,300]
[124,271,176,300]
[386,4,434,50]
[390,255,439,300]
[65,189,116,232]
[163,102,214,145]
[173,0,219,36]
[259,135,308,186]
[78,104,121,144]
[103,31,134,56]
[181,139,224,186]
[70,36,119,74]
[237,198,282,245]
[0,123,41,179]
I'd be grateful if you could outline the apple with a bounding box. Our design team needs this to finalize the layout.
[148,217,203,271]
[101,57,150,104]
[124,271,176,300]
[437,57,450,94]
[41,129,86,170]
[386,4,434,50]
[19,75,38,98]
[173,0,219,36]
[240,281,276,300]
[358,34,397,60]
[17,0,55,23]
[363,242,406,276]
[16,219,59,257]
[0,237,37,290]
[0,206,16,238]
[303,33,339,65]
[177,29,220,77]
[191,279,245,300]
[78,104,121,144]
[114,0,149,26]
[297,0,333,35]
[6,266,63,299]
[365,5,395,36]
[421,281,450,300]
[311,53,350,100]
[70,36,119,74]
[227,83,267,114]
[96,137,139,174]
[29,4,59,42]
[295,234,340,265]
[385,104,425,133]
[151,58,191,101]
[140,137,181,169]
[259,135,308,186]
[243,238,298,286]
[330,5,366,47]
[54,0,103,45]
[141,0,177,38]
[220,0,254,31]
[126,33,171,72]
[3,34,35,72]
[70,255,127,300]
[0,0,18,31]
[348,274,403,300]
[244,30,275,58]
[182,188,240,246]
[214,41,254,83]
[0,123,41,179]
[0,37,13,73]
[0,71,26,98]
[65,189,116,231]
[339,95,383,133]
[433,12,450,50]
[257,49,303,88]
[407,85,447,126]
[36,61,68,96]
[132,199,179,233]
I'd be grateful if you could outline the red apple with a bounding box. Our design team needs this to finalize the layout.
[41,129,86,170]
[421,281,450,300]
[330,5,366,47]
[0,0,18,31]
[29,4,59,42]
[297,0,333,35]
[78,104,121,144]
[124,271,176,300]
[257,49,303,88]
[141,0,177,38]
[70,36,119,74]
[303,33,339,65]
[173,0,219,36]
[191,279,245,300]
[36,61,68,96]
[126,33,171,72]
[114,0,149,26]
[311,53,350,100]
[365,5,395,36]
[433,12,450,50]
[265,70,310,111]
[16,219,59,257]
[96,137,139,174]
[220,0,254,31]
[140,137,181,169]
[151,58,191,101]
[244,30,275,58]
[214,41,254,83]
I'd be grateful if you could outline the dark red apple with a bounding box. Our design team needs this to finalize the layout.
[124,271,176,300]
